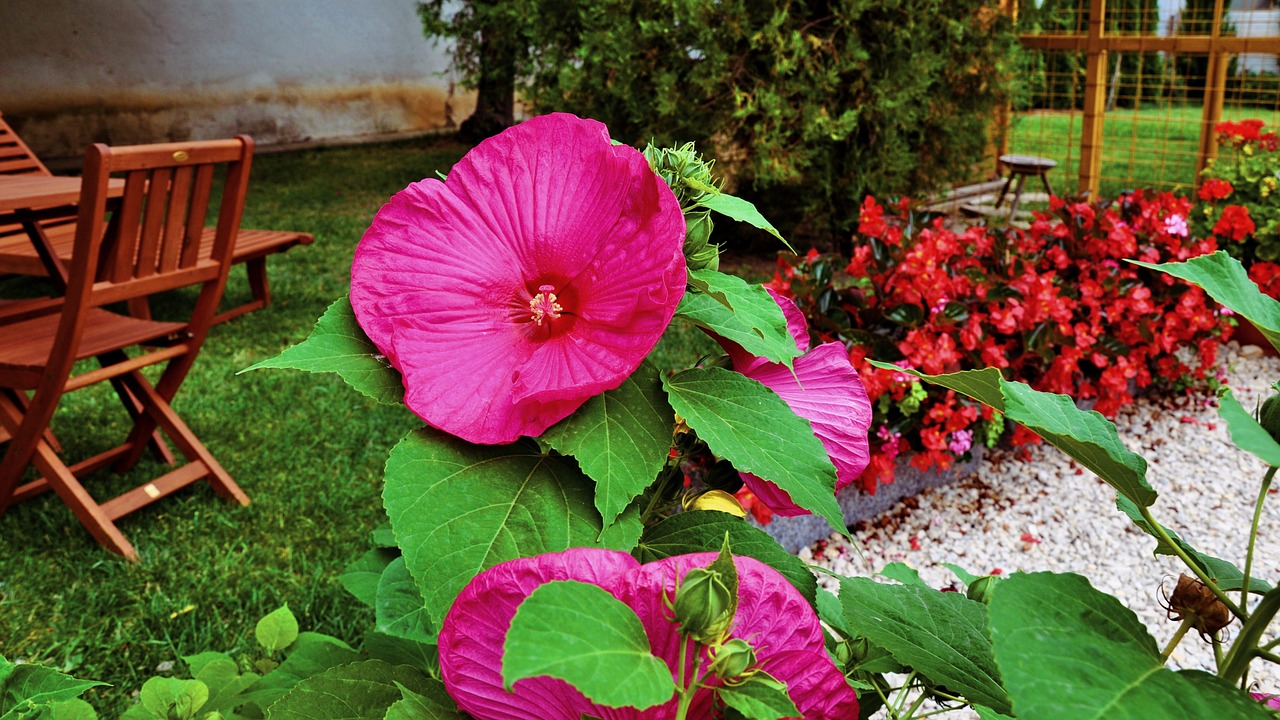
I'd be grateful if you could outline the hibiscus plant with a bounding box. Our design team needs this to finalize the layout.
[16,114,1280,720]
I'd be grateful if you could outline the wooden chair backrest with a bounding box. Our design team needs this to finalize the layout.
[45,137,254,382]
[0,112,52,176]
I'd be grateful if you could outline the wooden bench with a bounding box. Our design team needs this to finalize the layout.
[0,111,312,324]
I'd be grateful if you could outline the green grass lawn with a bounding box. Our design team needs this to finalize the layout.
[1009,103,1280,200]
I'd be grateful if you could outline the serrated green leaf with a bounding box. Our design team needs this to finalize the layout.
[876,363,1155,508]
[1133,252,1280,353]
[0,657,107,720]
[686,272,733,309]
[1116,496,1271,593]
[878,562,927,588]
[383,680,466,720]
[1218,389,1280,467]
[716,672,800,720]
[696,192,788,247]
[46,698,97,720]
[187,653,260,719]
[256,605,300,653]
[136,677,208,720]
[341,549,398,608]
[634,510,818,605]
[676,270,801,367]
[944,563,981,587]
[384,428,642,629]
[838,576,1010,714]
[815,589,851,637]
[372,522,398,548]
[541,362,674,525]
[662,367,843,536]
[244,296,405,405]
[503,581,675,709]
[375,557,436,644]
[974,706,1015,720]
[989,572,1272,719]
[242,633,360,712]
[362,632,439,676]
[266,660,433,720]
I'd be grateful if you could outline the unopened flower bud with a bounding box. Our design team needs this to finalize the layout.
[673,566,736,644]
[709,638,757,680]
[687,489,746,518]
[834,636,870,668]
[1166,574,1232,638]
[1259,392,1280,444]
[683,211,720,272]
[966,575,999,605]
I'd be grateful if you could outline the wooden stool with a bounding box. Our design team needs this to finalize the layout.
[994,154,1057,219]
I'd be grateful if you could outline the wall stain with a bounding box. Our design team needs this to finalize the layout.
[7,83,477,161]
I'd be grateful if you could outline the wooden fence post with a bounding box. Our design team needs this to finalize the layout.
[1195,0,1229,182]
[1078,0,1108,196]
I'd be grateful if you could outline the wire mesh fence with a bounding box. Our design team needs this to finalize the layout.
[1009,0,1280,199]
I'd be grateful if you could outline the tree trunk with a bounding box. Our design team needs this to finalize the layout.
[459,19,517,142]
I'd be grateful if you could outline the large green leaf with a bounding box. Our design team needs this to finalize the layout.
[1133,252,1280,354]
[362,633,439,675]
[989,572,1272,719]
[0,657,106,720]
[875,363,1156,508]
[242,633,361,711]
[384,681,467,720]
[1217,389,1280,467]
[837,577,1011,715]
[266,660,434,720]
[340,548,398,609]
[503,581,675,709]
[245,296,405,405]
[375,557,437,644]
[676,270,801,367]
[384,428,642,628]
[1116,496,1271,593]
[256,605,300,653]
[541,362,674,525]
[696,192,786,245]
[123,677,208,720]
[663,368,843,536]
[635,510,818,605]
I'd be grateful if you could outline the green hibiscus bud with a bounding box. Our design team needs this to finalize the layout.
[673,565,736,644]
[1259,391,1280,444]
[833,636,870,668]
[709,638,757,680]
[966,575,1000,605]
[683,210,720,272]
[643,141,722,211]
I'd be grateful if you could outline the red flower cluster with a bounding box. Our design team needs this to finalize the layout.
[772,192,1231,491]
[1250,261,1280,299]
[1213,204,1257,242]
[1198,178,1234,201]
[1217,119,1280,152]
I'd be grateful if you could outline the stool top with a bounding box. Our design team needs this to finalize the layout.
[999,154,1057,172]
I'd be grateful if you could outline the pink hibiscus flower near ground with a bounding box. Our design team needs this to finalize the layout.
[438,548,858,719]
[350,113,687,444]
[711,289,873,516]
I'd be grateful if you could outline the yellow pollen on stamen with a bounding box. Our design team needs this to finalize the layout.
[529,284,564,325]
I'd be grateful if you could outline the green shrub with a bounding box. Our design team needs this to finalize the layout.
[421,0,1020,244]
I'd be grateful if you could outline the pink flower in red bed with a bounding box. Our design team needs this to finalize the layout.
[712,288,872,516]
[438,548,858,720]
[350,113,686,444]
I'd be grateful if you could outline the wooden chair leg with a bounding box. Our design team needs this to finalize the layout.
[123,371,249,506]
[246,257,271,308]
[97,351,176,465]
[6,389,62,454]
[993,174,1015,209]
[1040,172,1054,199]
[1007,173,1029,220]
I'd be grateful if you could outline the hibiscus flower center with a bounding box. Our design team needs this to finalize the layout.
[529,284,564,325]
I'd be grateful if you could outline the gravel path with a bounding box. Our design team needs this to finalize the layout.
[803,341,1280,714]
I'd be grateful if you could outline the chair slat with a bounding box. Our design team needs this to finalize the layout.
[133,167,172,278]
[181,165,214,269]
[159,165,194,272]
[106,170,148,284]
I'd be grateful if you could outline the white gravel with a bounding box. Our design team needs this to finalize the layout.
[802,341,1280,714]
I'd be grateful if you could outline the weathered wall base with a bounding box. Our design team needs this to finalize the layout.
[7,84,475,164]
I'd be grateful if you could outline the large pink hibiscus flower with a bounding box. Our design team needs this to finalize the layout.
[438,548,858,720]
[351,113,687,444]
[714,289,872,516]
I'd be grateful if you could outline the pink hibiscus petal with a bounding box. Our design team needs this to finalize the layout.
[351,113,686,444]
[438,550,858,720]
[738,342,873,515]
[439,548,640,720]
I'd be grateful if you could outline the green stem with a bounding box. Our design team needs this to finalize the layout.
[674,636,694,720]
[873,680,899,720]
[901,689,929,719]
[1140,505,1244,620]
[1256,648,1280,665]
[1222,586,1280,686]
[1243,467,1277,613]
[893,671,919,714]
[1161,617,1195,662]
[640,466,682,527]
[1263,636,1280,652]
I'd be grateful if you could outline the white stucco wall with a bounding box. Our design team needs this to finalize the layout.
[0,0,473,160]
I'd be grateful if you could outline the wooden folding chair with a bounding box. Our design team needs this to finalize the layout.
[0,137,254,560]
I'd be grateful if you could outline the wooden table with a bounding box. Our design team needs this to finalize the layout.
[0,175,124,292]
